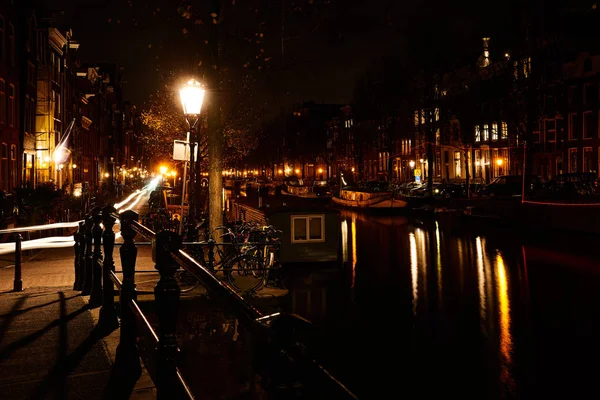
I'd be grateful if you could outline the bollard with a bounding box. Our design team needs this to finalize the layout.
[99,206,119,330]
[73,222,84,291]
[89,207,104,307]
[13,233,23,292]
[81,216,94,295]
[153,230,183,398]
[115,210,142,376]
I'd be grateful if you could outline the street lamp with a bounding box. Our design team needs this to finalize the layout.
[409,160,416,168]
[179,79,206,241]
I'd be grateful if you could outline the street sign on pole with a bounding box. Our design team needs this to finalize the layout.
[173,140,198,161]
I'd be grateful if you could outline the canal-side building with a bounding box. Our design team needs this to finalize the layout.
[553,52,600,177]
[0,2,21,192]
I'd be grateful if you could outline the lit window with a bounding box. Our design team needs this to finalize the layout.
[483,124,489,141]
[420,109,425,125]
[291,215,325,243]
[414,110,419,126]
[501,121,508,140]
[475,125,481,142]
[492,122,498,141]
[434,108,439,121]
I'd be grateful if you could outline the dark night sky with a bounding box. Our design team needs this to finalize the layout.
[42,0,520,111]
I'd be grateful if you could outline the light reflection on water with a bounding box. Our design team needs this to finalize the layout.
[286,210,530,399]
[222,193,600,399]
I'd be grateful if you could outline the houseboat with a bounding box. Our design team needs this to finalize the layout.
[229,194,339,265]
[283,180,332,199]
[332,188,408,210]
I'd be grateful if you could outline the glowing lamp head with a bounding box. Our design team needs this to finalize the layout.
[159,166,168,175]
[295,168,300,174]
[278,169,283,174]
[179,79,206,116]
[496,159,503,166]
[409,160,416,168]
[351,167,355,172]
[318,168,323,174]
[104,172,110,178]
[170,170,177,177]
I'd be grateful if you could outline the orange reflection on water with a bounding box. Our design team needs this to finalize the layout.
[351,216,357,289]
[496,252,514,390]
[435,222,442,299]
[476,236,487,321]
[409,232,418,316]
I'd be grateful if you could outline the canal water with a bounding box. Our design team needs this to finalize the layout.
[277,210,600,400]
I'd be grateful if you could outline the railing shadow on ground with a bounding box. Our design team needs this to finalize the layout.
[74,205,359,400]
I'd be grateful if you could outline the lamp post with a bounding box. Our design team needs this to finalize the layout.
[179,79,206,241]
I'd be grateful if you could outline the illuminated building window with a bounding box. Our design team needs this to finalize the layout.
[414,110,419,126]
[454,151,461,178]
[291,215,325,243]
[483,124,489,141]
[475,125,481,142]
[501,121,508,140]
[435,108,440,121]
[492,122,498,141]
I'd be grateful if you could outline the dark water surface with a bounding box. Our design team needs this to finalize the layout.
[278,211,600,400]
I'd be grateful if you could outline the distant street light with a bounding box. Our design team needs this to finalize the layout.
[159,165,168,175]
[496,159,503,166]
[179,79,206,241]
[409,160,416,168]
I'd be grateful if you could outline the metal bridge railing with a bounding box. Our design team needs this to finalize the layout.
[88,208,359,399]
[0,220,83,292]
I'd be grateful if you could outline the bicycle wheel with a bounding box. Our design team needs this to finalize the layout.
[225,255,266,292]
[174,269,201,293]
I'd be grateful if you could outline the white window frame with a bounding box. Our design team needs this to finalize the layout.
[291,214,326,244]
[546,119,556,142]
[8,84,15,127]
[583,111,593,139]
[569,113,577,140]
[583,147,594,173]
[0,79,5,125]
[569,148,578,173]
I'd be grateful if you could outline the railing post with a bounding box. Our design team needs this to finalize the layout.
[115,210,142,377]
[99,206,119,330]
[89,207,104,307]
[12,233,22,292]
[73,222,84,291]
[153,230,183,398]
[81,215,94,295]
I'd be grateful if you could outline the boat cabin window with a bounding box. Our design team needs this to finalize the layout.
[291,214,325,243]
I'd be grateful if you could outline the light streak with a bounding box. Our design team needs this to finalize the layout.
[0,220,83,234]
[114,191,142,209]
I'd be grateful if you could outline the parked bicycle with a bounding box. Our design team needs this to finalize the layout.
[176,221,282,293]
